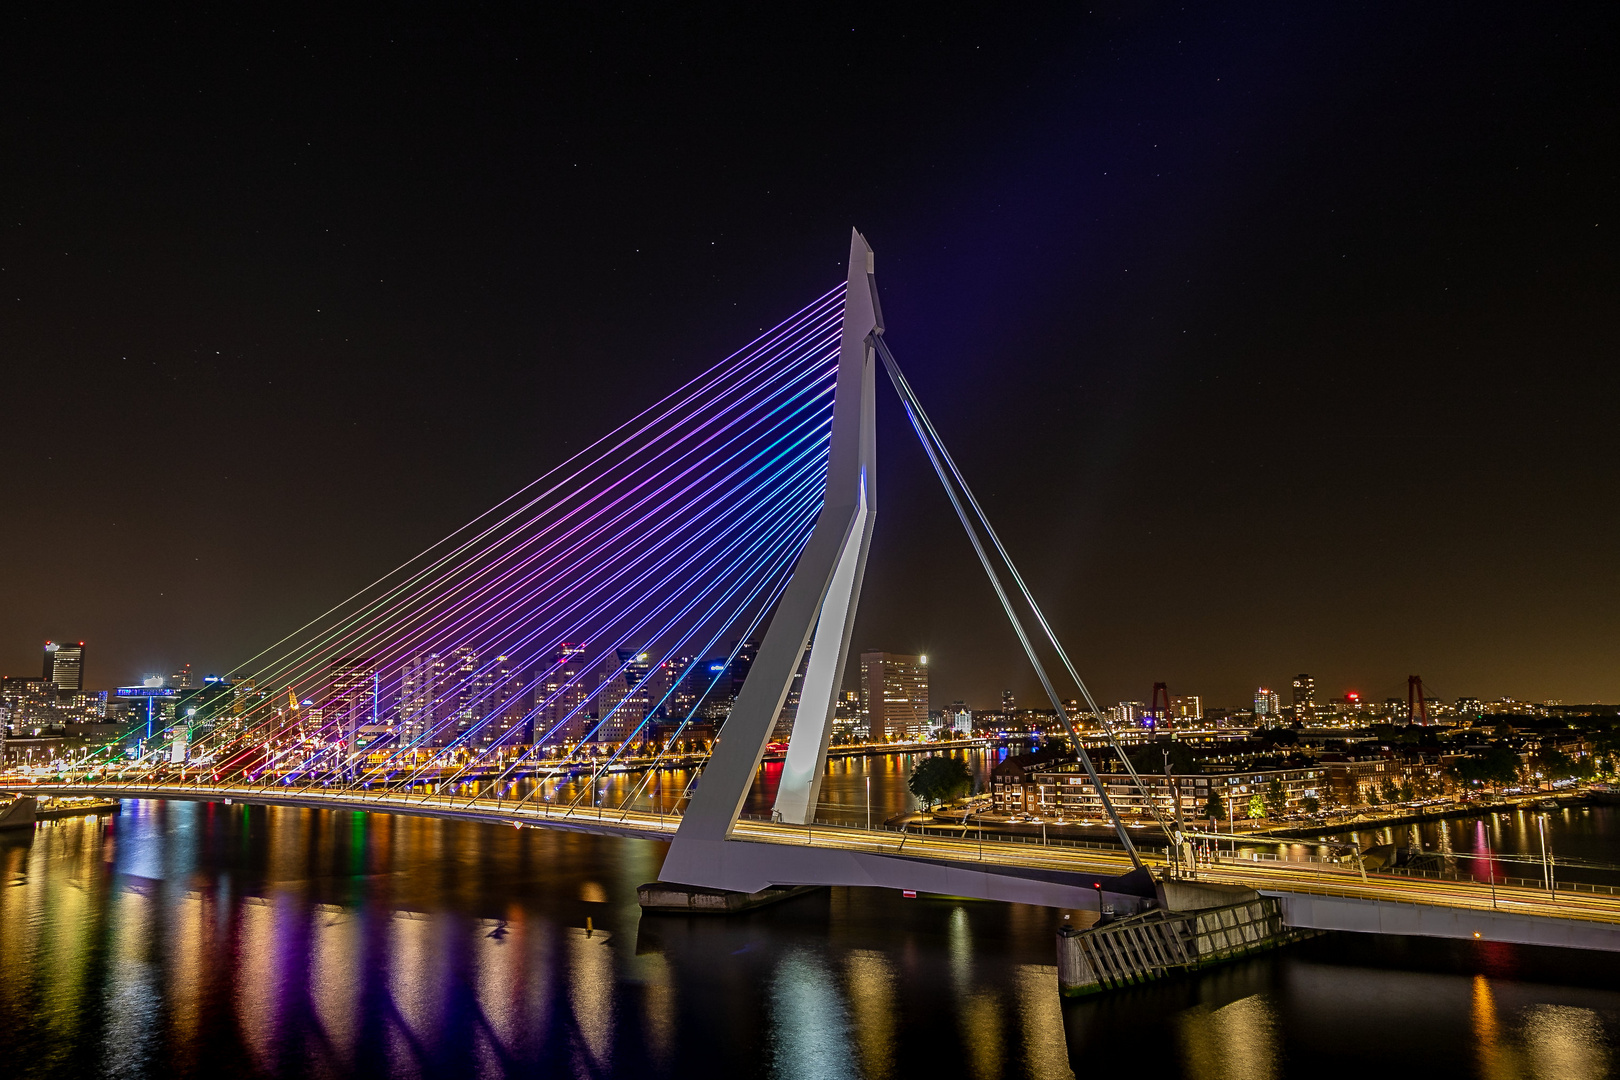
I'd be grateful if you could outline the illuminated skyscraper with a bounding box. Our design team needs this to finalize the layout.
[860,652,929,741]
[595,649,656,745]
[537,643,593,743]
[1292,674,1315,720]
[324,656,377,745]
[398,652,445,744]
[1254,687,1281,720]
[444,646,485,742]
[476,655,531,747]
[43,641,85,692]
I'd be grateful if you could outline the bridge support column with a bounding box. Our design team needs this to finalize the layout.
[660,229,882,890]
[1056,924,1100,996]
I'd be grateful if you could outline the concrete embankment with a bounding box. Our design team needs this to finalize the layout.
[1056,881,1314,997]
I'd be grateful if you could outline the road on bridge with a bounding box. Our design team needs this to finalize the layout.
[22,781,1620,929]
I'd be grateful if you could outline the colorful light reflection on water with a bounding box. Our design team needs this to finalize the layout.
[2,798,1618,1079]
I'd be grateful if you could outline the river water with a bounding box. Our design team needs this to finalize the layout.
[3,795,1618,1080]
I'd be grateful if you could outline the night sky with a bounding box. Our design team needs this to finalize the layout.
[2,4,1615,709]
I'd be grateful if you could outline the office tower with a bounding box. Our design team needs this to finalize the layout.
[537,643,593,743]
[170,663,200,690]
[948,701,973,736]
[661,656,697,719]
[231,676,261,717]
[1292,674,1316,719]
[1254,687,1281,720]
[398,652,446,744]
[860,652,929,741]
[1169,695,1203,722]
[324,656,376,745]
[477,655,531,747]
[694,657,735,720]
[692,641,759,723]
[834,690,862,740]
[717,641,759,724]
[596,649,655,745]
[43,641,85,692]
[432,646,492,744]
[1001,688,1015,718]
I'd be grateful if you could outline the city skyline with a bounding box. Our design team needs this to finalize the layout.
[3,632,1605,719]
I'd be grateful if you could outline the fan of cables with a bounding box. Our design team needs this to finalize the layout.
[75,284,846,809]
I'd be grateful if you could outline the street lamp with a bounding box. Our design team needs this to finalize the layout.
[1093,881,1105,924]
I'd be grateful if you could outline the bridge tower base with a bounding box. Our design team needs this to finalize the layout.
[636,881,825,915]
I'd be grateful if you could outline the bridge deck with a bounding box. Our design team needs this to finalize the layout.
[19,782,1620,944]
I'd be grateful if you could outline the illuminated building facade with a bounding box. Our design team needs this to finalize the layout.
[398,652,446,744]
[42,641,85,692]
[537,643,593,743]
[1292,674,1316,720]
[324,656,377,744]
[860,651,929,741]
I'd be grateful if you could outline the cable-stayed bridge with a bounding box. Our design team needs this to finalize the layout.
[25,231,1620,952]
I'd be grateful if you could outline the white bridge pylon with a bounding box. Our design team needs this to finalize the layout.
[658,231,1152,907]
[668,229,879,841]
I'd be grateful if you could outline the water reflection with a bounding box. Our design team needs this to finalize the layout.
[1175,994,1279,1080]
[1520,1004,1610,1080]
[1016,965,1072,1080]
[570,925,617,1072]
[769,949,856,1080]
[1474,974,1514,1080]
[844,950,896,1080]
[2,806,1618,1079]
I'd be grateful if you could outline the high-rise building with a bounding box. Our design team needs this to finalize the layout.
[324,656,377,744]
[690,641,759,723]
[536,643,593,744]
[170,664,200,690]
[231,676,262,717]
[692,657,735,720]
[661,656,698,719]
[721,641,759,724]
[443,646,485,743]
[1110,701,1147,725]
[1292,674,1316,720]
[947,701,973,736]
[834,690,863,740]
[43,641,85,692]
[860,652,929,741]
[596,649,656,745]
[1254,687,1281,720]
[1,676,59,730]
[398,652,446,744]
[476,655,531,747]
[1001,689,1015,718]
[1169,695,1203,722]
